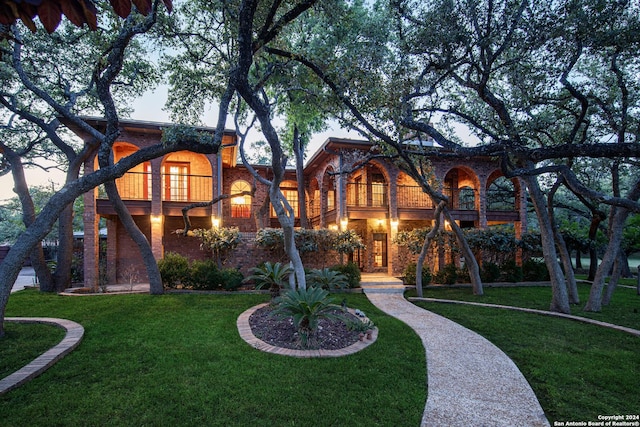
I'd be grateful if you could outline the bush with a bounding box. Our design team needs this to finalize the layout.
[219,268,244,291]
[500,259,523,282]
[244,261,292,299]
[522,258,550,281]
[434,263,458,285]
[272,287,345,349]
[481,261,501,283]
[189,259,220,290]
[306,268,348,290]
[329,262,361,288]
[158,252,190,288]
[402,262,431,286]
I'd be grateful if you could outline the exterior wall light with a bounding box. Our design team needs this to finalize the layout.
[340,217,349,231]
[211,216,220,228]
[390,218,399,229]
[150,214,163,224]
[329,224,338,231]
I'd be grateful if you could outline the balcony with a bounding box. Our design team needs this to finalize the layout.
[346,182,387,207]
[97,171,214,217]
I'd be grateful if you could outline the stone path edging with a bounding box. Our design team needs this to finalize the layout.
[0,318,84,395]
[411,297,640,337]
[237,303,377,358]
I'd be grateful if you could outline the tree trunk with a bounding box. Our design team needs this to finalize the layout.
[575,249,582,269]
[270,184,307,290]
[584,207,630,311]
[602,250,624,306]
[444,208,483,295]
[524,175,570,313]
[415,205,444,298]
[51,204,74,291]
[103,180,164,294]
[554,225,580,304]
[52,162,84,291]
[293,125,309,229]
[1,145,55,291]
[587,213,605,281]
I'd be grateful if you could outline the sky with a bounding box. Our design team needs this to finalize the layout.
[0,85,356,203]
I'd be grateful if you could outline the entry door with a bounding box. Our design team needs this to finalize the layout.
[373,233,387,267]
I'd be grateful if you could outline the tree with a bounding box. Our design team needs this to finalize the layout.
[264,0,640,313]
[0,1,197,337]
[161,0,326,290]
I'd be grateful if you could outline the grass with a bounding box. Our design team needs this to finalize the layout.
[411,285,640,423]
[0,323,66,379]
[1,290,425,427]
[411,282,640,330]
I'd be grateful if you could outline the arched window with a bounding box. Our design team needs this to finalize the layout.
[271,181,299,217]
[230,180,252,218]
[458,186,476,210]
[487,176,515,211]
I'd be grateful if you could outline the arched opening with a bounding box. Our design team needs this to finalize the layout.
[444,167,479,211]
[230,180,252,218]
[111,142,150,200]
[161,151,213,202]
[487,175,516,211]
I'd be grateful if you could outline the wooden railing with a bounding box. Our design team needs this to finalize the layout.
[116,171,150,200]
[113,172,214,202]
[346,182,387,207]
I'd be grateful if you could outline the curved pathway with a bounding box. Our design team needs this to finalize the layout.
[361,275,549,427]
[0,318,84,395]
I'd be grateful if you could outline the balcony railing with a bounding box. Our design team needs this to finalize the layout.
[346,182,387,207]
[444,187,477,211]
[111,171,214,202]
[162,173,213,202]
[115,171,151,200]
[397,185,433,209]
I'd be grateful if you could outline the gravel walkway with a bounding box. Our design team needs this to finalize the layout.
[361,275,549,427]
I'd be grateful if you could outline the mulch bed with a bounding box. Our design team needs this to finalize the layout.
[248,305,362,350]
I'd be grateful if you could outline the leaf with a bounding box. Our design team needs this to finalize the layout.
[132,0,152,15]
[109,0,131,18]
[36,0,62,33]
[60,0,87,28]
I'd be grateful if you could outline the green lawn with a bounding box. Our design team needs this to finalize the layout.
[412,285,640,423]
[414,282,640,330]
[1,291,425,427]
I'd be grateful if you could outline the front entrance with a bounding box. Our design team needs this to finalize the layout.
[372,233,387,268]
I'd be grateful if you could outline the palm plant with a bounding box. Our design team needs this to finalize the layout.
[244,261,292,299]
[272,287,345,349]
[306,268,348,290]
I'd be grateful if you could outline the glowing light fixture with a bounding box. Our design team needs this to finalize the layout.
[151,214,163,224]
[340,217,349,231]
[211,216,220,228]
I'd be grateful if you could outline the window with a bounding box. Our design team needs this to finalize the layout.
[230,180,252,218]
[372,174,386,206]
[163,162,189,201]
[271,181,299,217]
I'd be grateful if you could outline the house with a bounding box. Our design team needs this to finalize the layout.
[66,118,527,287]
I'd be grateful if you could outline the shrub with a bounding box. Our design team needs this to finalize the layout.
[244,261,292,299]
[272,287,345,349]
[329,262,361,288]
[522,258,550,281]
[187,259,222,290]
[500,259,523,282]
[306,268,348,290]
[219,268,244,291]
[434,263,458,285]
[402,262,431,286]
[157,252,190,289]
[481,262,501,283]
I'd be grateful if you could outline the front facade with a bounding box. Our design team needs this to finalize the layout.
[71,119,526,287]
